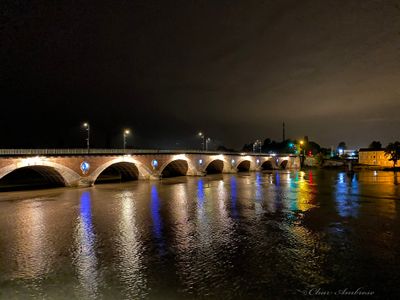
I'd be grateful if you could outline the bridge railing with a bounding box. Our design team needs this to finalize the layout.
[0,148,297,157]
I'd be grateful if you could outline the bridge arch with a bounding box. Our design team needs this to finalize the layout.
[279,160,289,169]
[205,159,224,174]
[90,157,152,183]
[94,162,139,184]
[0,159,80,189]
[160,159,189,178]
[261,160,274,170]
[237,160,251,172]
[158,155,199,178]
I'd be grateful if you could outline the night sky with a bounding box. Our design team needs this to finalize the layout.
[1,0,400,150]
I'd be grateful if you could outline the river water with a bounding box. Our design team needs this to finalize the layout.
[0,170,399,299]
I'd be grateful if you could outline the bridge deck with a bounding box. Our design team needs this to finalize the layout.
[0,149,296,157]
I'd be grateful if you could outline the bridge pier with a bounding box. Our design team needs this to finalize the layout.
[75,178,94,187]
[149,173,162,180]
[187,169,206,176]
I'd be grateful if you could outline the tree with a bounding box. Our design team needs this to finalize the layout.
[308,141,321,155]
[337,141,347,150]
[217,145,235,152]
[384,142,400,169]
[241,143,253,152]
[369,141,382,149]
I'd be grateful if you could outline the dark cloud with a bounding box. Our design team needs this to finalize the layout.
[1,0,399,149]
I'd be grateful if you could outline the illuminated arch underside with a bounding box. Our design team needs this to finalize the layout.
[95,162,139,184]
[261,161,273,170]
[237,160,251,172]
[280,160,289,169]
[206,160,224,174]
[161,160,188,178]
[0,166,66,191]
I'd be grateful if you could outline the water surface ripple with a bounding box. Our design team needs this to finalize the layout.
[0,170,399,299]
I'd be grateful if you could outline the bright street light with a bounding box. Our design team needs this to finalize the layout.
[123,129,131,150]
[198,131,206,151]
[82,122,90,153]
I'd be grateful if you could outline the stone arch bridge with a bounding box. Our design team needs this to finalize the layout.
[0,149,300,188]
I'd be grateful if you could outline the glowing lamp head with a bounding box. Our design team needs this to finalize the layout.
[83,122,89,128]
[198,132,203,137]
[300,140,304,145]
[124,129,130,135]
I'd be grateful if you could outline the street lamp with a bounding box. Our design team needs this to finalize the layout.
[198,132,205,151]
[299,140,305,155]
[206,137,211,151]
[253,140,262,153]
[123,129,131,150]
[83,122,90,153]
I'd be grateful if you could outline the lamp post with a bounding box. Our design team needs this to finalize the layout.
[299,140,305,156]
[123,129,131,150]
[83,122,90,153]
[206,137,211,151]
[198,132,205,151]
[299,140,305,167]
[253,140,262,153]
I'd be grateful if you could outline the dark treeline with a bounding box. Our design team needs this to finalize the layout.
[241,136,328,156]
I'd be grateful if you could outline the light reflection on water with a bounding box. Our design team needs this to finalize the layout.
[72,191,100,299]
[0,170,399,298]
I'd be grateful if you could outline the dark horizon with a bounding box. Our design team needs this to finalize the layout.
[1,0,400,150]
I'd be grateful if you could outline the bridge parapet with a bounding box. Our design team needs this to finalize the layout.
[0,148,298,157]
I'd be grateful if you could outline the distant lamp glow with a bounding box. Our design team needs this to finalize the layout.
[231,159,235,166]
[152,159,158,169]
[256,159,260,165]
[199,159,203,165]
[300,140,304,145]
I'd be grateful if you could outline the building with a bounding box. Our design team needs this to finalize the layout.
[341,149,358,159]
[358,149,394,167]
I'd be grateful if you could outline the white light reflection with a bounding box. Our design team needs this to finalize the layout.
[116,191,147,297]
[12,201,51,279]
[72,191,100,299]
[171,184,191,253]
